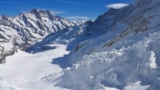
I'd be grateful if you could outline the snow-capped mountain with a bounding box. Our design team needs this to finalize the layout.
[0,9,83,63]
[1,0,160,90]
[0,9,82,48]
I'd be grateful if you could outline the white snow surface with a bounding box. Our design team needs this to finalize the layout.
[123,81,150,90]
[149,51,157,69]
[0,44,70,90]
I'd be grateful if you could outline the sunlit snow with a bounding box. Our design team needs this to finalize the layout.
[0,44,70,90]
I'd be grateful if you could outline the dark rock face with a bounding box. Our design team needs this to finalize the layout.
[0,46,17,64]
[86,4,135,36]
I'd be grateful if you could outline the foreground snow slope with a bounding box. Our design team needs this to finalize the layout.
[58,31,160,90]
[0,44,70,90]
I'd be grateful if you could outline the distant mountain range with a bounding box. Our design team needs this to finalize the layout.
[0,9,84,63]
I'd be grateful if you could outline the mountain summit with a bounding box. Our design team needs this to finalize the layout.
[30,9,56,20]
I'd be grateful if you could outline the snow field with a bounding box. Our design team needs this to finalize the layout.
[0,44,69,90]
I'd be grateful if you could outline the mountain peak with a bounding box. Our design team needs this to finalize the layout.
[30,8,55,20]
[30,9,52,15]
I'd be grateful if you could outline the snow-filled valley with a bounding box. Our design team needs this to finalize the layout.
[0,44,70,90]
[1,0,160,90]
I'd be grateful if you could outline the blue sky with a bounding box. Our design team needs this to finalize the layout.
[0,0,134,20]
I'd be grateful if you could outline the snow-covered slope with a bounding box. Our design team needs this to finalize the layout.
[58,0,159,66]
[52,0,160,90]
[0,9,82,63]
